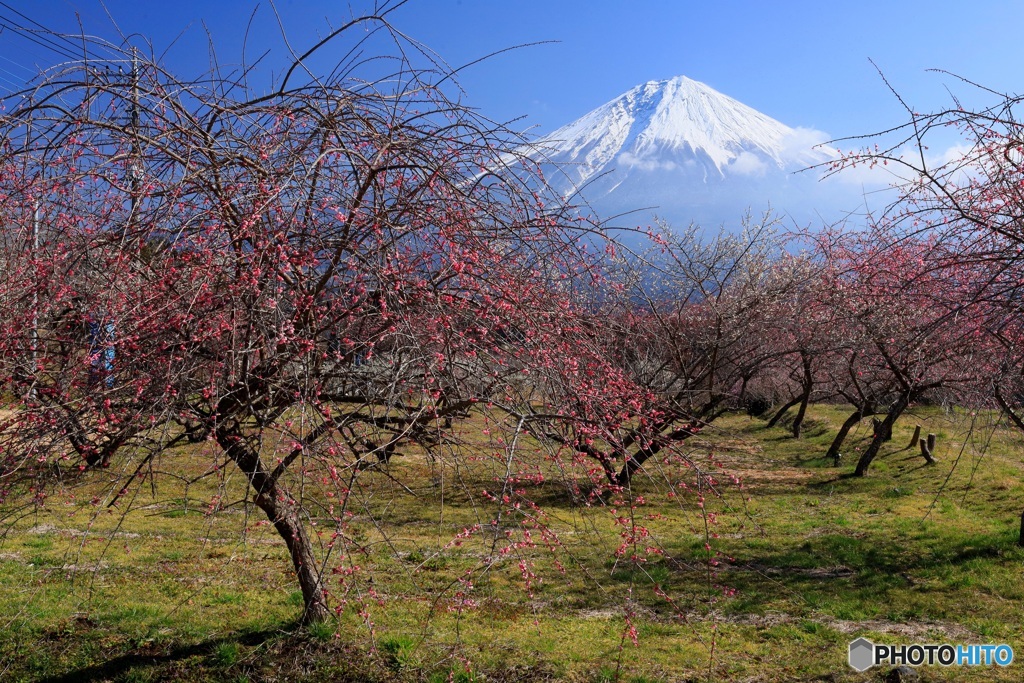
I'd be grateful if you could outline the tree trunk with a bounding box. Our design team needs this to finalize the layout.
[254,484,331,624]
[791,355,814,438]
[825,407,865,464]
[615,426,696,486]
[871,417,892,442]
[1018,510,1024,548]
[617,448,654,487]
[792,392,810,438]
[216,424,330,624]
[994,385,1024,433]
[767,396,802,429]
[854,393,912,476]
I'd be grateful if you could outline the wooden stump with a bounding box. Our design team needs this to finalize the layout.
[919,433,937,464]
[907,425,921,449]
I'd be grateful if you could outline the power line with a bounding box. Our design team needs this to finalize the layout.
[0,52,33,74]
[0,8,137,94]
[0,0,135,65]
[0,16,80,62]
[0,0,84,56]
[0,67,25,92]
[0,1,82,54]
[0,3,148,76]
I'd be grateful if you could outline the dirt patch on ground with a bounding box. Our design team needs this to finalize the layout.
[570,605,974,641]
[822,617,974,640]
[26,524,140,539]
[576,608,621,620]
[695,611,974,640]
[59,562,109,572]
[724,466,818,489]
[709,438,763,456]
[709,443,822,490]
[736,563,857,579]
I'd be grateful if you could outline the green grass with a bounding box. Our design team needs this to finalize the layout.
[1,404,1023,681]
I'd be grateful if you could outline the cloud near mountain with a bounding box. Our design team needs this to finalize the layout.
[525,76,877,231]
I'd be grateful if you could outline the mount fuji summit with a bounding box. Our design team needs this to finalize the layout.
[528,76,860,230]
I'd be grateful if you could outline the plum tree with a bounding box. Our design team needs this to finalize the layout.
[0,11,632,624]
[536,218,803,486]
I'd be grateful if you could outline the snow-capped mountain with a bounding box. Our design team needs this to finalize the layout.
[528,76,858,230]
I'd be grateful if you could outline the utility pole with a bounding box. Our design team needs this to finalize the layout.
[128,47,140,228]
[29,202,38,399]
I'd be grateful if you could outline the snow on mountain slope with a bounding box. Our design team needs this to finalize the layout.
[526,76,854,230]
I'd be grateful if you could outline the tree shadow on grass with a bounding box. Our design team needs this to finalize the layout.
[704,526,1023,608]
[35,623,298,683]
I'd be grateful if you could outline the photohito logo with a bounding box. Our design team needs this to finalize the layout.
[848,637,1014,671]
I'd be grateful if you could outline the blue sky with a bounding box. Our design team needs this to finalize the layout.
[0,0,1020,147]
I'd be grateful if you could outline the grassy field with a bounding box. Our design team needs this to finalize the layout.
[2,404,1023,682]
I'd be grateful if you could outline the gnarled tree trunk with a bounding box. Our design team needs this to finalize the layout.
[767,396,802,429]
[216,422,330,624]
[854,392,913,477]
[791,354,814,438]
[825,407,866,464]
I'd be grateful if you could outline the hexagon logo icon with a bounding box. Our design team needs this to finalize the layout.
[848,637,875,672]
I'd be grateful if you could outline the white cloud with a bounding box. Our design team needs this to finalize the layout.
[779,126,834,164]
[730,151,769,176]
[616,151,677,172]
[822,142,974,188]
[925,143,973,169]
